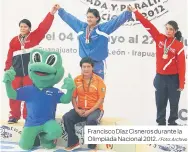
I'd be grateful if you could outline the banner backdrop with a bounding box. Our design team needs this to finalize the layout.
[1,0,187,151]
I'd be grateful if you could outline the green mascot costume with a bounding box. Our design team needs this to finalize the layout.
[3,49,75,150]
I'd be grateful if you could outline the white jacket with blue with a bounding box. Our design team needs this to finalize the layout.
[58,8,132,61]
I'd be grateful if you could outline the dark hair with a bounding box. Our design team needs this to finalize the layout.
[87,8,101,23]
[80,57,94,67]
[166,20,182,41]
[19,19,31,28]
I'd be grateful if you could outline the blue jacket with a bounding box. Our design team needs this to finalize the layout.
[58,8,132,61]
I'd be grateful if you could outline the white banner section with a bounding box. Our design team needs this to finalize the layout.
[84,126,188,144]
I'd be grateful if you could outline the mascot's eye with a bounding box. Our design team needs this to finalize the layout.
[46,54,57,66]
[32,52,42,62]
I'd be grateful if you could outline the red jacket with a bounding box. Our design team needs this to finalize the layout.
[5,12,54,76]
[134,10,186,89]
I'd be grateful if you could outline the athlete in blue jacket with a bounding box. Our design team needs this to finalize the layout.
[56,5,132,79]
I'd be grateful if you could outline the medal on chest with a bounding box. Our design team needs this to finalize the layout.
[21,45,25,50]
[162,54,168,59]
[162,37,176,59]
[85,26,92,44]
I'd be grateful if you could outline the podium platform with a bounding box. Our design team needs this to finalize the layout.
[1,118,187,152]
[0,117,135,152]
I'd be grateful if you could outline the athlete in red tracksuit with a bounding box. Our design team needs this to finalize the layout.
[129,6,186,125]
[5,5,59,124]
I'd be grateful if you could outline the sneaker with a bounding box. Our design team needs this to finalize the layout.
[158,123,166,126]
[168,122,178,126]
[63,142,80,151]
[8,118,18,124]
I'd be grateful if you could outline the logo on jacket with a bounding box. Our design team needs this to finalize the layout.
[158,41,176,53]
[58,90,63,94]
[25,40,30,43]
[46,90,53,96]
[101,88,105,92]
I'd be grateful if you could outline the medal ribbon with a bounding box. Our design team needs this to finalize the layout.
[85,26,92,44]
[82,76,92,108]
[163,37,176,55]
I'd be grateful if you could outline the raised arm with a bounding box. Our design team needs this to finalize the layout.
[57,4,86,33]
[99,10,132,35]
[129,5,160,41]
[31,5,57,43]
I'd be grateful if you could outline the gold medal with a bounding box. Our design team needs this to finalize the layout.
[21,46,25,50]
[163,54,168,59]
[163,37,176,60]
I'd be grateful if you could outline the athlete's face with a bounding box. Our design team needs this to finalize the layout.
[87,12,99,27]
[165,24,176,38]
[81,63,93,77]
[19,23,30,36]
